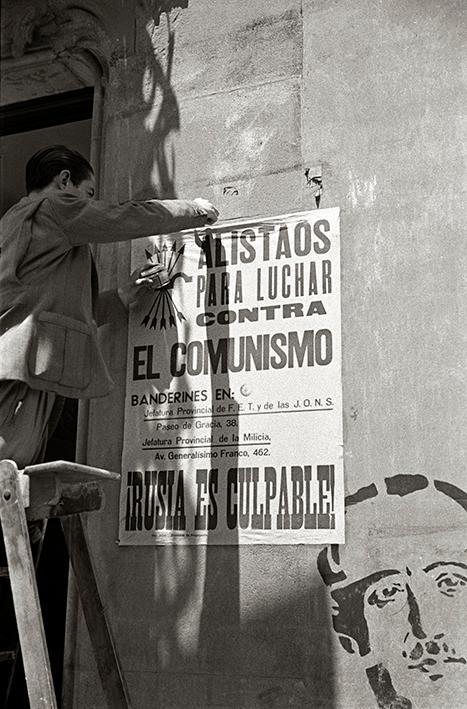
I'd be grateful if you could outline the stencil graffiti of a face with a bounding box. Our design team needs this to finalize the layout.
[318,475,467,709]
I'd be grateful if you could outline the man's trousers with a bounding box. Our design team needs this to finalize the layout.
[0,381,61,469]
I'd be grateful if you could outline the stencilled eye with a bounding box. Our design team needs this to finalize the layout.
[366,578,406,609]
[435,570,467,598]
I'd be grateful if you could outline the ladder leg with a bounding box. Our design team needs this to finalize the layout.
[62,514,131,709]
[3,523,48,708]
[0,460,57,709]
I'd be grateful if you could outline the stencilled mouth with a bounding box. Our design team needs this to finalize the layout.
[403,635,467,681]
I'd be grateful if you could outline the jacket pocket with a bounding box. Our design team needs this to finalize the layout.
[29,311,91,390]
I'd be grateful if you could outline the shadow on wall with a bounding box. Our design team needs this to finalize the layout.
[134,5,336,706]
[196,230,241,687]
[133,0,241,687]
[318,474,467,709]
[251,574,336,709]
[136,2,188,199]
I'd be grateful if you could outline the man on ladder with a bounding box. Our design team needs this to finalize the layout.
[0,144,218,470]
[0,145,219,708]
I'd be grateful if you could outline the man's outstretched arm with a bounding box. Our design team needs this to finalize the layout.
[48,193,218,245]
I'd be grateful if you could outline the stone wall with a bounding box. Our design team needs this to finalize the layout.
[2,1,465,707]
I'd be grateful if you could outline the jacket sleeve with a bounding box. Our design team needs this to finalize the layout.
[47,193,209,245]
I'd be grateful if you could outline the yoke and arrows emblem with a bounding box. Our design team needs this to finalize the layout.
[140,241,192,330]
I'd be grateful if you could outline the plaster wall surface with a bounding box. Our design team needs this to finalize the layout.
[2,1,465,707]
[79,1,466,707]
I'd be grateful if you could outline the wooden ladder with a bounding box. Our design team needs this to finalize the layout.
[0,459,132,709]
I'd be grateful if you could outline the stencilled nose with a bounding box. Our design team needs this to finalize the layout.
[402,585,459,677]
[406,584,427,640]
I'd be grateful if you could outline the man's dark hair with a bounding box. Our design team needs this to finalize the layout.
[26,145,93,193]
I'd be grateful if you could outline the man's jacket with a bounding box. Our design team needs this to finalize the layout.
[0,192,208,398]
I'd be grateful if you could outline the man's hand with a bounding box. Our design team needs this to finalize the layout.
[117,264,167,309]
[193,198,219,225]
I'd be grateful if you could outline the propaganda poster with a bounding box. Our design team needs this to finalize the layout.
[119,208,343,545]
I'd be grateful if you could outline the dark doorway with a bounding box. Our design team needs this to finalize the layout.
[0,87,93,708]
